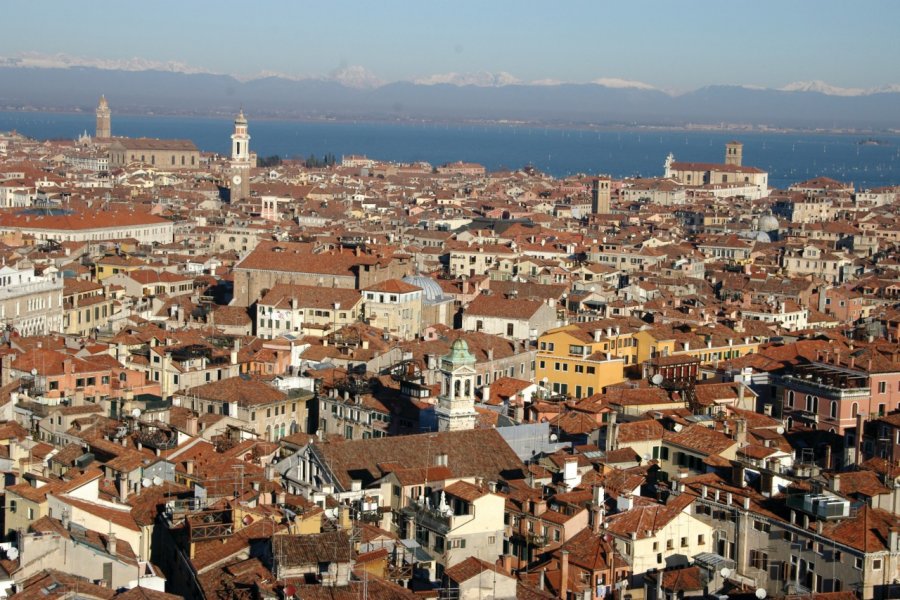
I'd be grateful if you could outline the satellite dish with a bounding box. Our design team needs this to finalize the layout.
[142,478,152,488]
[30,368,38,377]
[549,433,558,442]
[152,476,163,486]
[642,453,651,461]
[776,426,785,435]
[720,567,732,578]
[755,588,767,599]
[6,548,17,560]
[673,423,684,432]
[131,408,142,418]
[651,374,664,386]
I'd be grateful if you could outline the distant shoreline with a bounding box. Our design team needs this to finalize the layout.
[2,106,899,138]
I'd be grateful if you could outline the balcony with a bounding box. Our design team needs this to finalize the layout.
[780,364,869,399]
[400,498,451,534]
[186,509,234,542]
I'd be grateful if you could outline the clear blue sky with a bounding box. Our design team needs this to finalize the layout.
[3,0,898,90]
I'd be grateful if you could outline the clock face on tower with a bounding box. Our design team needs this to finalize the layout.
[232,174,242,186]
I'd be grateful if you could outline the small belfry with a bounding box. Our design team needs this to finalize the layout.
[229,108,251,201]
[95,95,111,139]
[435,338,479,432]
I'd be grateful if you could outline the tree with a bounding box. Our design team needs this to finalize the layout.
[256,155,282,168]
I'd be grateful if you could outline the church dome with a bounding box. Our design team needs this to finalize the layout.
[402,275,449,305]
[758,214,780,233]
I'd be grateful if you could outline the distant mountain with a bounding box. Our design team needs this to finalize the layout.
[1,66,899,128]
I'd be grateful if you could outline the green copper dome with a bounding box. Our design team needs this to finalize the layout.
[444,338,476,366]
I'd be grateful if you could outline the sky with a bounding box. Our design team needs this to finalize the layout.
[2,1,899,92]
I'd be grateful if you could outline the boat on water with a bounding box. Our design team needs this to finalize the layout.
[858,138,891,146]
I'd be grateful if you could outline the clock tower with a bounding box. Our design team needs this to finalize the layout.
[229,109,251,201]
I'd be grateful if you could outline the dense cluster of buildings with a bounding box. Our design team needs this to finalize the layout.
[0,97,895,600]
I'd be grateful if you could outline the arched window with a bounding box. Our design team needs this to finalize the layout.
[788,390,795,407]
[454,379,461,398]
[830,401,838,419]
[464,379,471,397]
[851,402,859,418]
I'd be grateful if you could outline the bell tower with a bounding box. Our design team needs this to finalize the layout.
[96,95,111,139]
[591,176,611,214]
[435,338,478,432]
[229,109,251,201]
[725,141,743,167]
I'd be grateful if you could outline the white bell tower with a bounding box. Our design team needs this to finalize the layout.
[436,338,478,432]
[229,109,251,201]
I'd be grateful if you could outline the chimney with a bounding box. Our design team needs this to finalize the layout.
[606,411,618,452]
[831,473,841,492]
[734,418,747,447]
[539,568,546,591]
[482,384,490,404]
[106,531,117,555]
[563,457,581,490]
[118,476,128,502]
[186,459,194,476]
[856,412,865,465]
[559,550,569,600]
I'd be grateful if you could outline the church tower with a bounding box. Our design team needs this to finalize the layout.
[591,176,611,214]
[229,109,251,201]
[95,95,111,139]
[725,141,743,167]
[435,339,478,432]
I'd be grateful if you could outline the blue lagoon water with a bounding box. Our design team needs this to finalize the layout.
[2,111,900,190]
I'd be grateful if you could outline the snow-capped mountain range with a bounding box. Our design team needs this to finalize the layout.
[1,53,899,128]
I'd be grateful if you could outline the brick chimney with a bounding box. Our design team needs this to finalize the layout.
[559,550,569,600]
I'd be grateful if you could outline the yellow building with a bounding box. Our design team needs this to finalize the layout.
[536,324,629,399]
[537,322,761,400]
[95,254,147,281]
[634,326,760,369]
